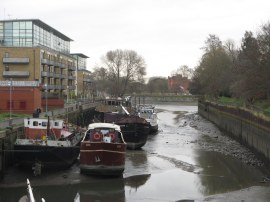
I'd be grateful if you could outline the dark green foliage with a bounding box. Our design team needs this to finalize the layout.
[191,22,270,104]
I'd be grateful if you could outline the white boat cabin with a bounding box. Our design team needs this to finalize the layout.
[24,118,64,130]
[83,123,124,143]
[24,118,69,140]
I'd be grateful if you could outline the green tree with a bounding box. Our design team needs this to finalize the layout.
[257,22,270,99]
[191,35,233,97]
[231,31,262,102]
[147,77,168,94]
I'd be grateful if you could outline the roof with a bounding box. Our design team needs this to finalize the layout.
[87,123,121,131]
[0,19,73,42]
[71,53,89,58]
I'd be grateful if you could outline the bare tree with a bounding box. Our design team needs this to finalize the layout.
[91,66,109,93]
[171,65,194,79]
[102,49,146,97]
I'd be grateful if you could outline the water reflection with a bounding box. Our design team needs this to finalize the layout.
[0,186,26,202]
[74,178,125,202]
[125,149,149,177]
[194,150,264,196]
[125,174,151,191]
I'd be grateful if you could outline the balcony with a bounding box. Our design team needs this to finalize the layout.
[67,86,76,90]
[54,73,61,78]
[68,65,76,71]
[59,74,67,79]
[41,71,57,78]
[3,71,30,77]
[83,78,93,82]
[41,59,54,66]
[3,57,30,64]
[55,62,66,68]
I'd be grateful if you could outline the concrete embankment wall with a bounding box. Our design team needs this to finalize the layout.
[198,101,270,164]
[132,95,198,104]
[0,137,3,180]
[0,128,24,180]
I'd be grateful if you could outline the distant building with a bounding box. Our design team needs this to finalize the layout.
[168,74,190,94]
[71,53,90,97]
[77,69,95,100]
[0,19,90,112]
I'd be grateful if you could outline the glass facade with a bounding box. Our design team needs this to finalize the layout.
[78,57,87,70]
[72,54,88,70]
[0,21,33,47]
[0,20,70,54]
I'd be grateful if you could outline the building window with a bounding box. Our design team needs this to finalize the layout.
[19,101,26,110]
[7,101,14,109]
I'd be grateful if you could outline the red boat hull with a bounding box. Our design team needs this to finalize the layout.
[80,142,126,176]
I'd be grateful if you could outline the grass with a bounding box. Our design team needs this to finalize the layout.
[265,107,270,113]
[0,112,30,122]
[214,96,270,118]
[216,96,244,107]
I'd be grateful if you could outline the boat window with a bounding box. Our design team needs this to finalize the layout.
[33,121,38,126]
[54,121,59,126]
[84,131,91,141]
[100,129,108,134]
[42,122,47,127]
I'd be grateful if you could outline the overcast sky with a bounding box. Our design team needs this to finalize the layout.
[2,0,270,77]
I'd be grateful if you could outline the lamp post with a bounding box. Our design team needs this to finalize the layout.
[9,78,12,126]
[67,86,69,104]
[44,84,48,115]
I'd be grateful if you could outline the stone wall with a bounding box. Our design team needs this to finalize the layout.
[198,100,270,164]
[0,138,3,180]
[132,95,198,104]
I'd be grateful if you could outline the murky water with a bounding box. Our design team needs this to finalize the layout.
[1,103,270,202]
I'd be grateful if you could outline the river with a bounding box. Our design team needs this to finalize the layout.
[0,103,269,202]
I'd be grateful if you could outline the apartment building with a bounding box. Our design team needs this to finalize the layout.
[0,19,89,113]
[71,53,93,98]
[77,69,95,100]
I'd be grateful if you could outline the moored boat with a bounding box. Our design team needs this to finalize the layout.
[136,104,158,133]
[80,122,126,176]
[14,117,84,171]
[101,112,150,150]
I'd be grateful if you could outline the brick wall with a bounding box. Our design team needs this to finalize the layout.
[0,86,41,114]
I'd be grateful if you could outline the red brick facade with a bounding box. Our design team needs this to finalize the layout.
[168,74,190,94]
[0,86,42,114]
[41,99,64,109]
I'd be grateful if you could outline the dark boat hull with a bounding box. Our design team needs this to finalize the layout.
[14,144,80,169]
[150,124,158,133]
[80,142,126,176]
[102,113,150,150]
[117,123,149,149]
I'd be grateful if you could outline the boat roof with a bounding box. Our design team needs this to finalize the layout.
[88,122,121,131]
[24,117,63,122]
